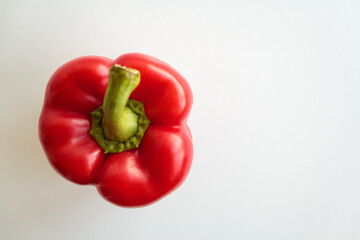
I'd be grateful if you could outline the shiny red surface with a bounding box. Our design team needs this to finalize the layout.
[39,53,193,207]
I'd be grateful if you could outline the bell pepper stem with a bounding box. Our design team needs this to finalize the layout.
[102,65,140,142]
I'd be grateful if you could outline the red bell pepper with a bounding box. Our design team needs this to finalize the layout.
[39,53,193,207]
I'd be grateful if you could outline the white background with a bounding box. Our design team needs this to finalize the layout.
[1,0,360,239]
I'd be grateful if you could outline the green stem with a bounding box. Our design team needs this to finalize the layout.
[102,65,140,142]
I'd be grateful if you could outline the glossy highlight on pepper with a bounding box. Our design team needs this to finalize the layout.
[38,53,193,207]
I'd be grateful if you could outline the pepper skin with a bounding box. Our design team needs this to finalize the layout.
[39,53,193,207]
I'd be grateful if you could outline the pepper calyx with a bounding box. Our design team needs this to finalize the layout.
[90,99,150,153]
